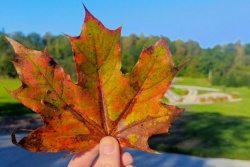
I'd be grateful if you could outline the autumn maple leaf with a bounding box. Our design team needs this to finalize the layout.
[6,6,185,154]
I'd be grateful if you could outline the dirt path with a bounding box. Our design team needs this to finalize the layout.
[165,85,241,104]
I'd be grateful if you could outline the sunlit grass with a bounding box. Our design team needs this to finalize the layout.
[0,79,21,103]
[181,86,250,117]
[0,79,33,117]
[173,77,211,87]
[150,77,250,160]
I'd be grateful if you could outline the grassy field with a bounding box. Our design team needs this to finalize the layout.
[0,79,33,116]
[1,78,250,160]
[150,77,250,160]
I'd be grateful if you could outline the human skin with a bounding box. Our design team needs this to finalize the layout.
[68,136,134,167]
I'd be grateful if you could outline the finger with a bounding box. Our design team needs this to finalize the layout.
[67,145,99,167]
[125,165,134,167]
[121,152,134,166]
[97,136,120,167]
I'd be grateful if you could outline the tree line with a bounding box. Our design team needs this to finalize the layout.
[1,31,250,88]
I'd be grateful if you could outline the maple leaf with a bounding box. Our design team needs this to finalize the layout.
[7,6,185,154]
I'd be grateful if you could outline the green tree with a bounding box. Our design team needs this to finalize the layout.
[0,33,16,78]
[225,72,238,87]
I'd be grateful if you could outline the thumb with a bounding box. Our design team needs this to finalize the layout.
[98,136,120,167]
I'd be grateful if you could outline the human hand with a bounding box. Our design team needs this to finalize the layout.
[68,136,134,167]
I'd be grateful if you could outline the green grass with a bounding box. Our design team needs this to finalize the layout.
[173,77,211,87]
[0,79,33,117]
[184,87,250,117]
[149,77,250,160]
[170,87,188,95]
[0,79,21,103]
[149,111,250,160]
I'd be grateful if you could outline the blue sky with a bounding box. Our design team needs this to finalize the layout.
[1,0,250,48]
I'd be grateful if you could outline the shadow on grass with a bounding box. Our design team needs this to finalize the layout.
[0,103,33,117]
[149,111,250,160]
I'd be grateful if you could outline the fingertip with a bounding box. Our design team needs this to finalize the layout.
[125,165,134,167]
[98,136,120,166]
[100,136,118,154]
[122,152,134,166]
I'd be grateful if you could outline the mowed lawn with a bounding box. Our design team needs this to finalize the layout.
[150,77,250,160]
[0,79,33,116]
[1,78,250,160]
